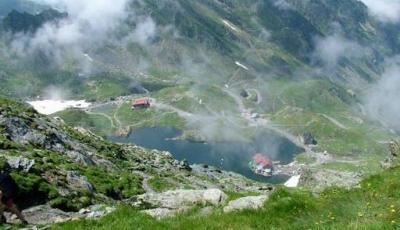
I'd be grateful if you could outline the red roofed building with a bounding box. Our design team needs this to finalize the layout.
[253,154,273,168]
[132,97,150,109]
[250,153,274,176]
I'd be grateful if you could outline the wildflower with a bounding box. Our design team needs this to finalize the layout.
[358,212,364,217]
[391,209,396,213]
[390,205,395,208]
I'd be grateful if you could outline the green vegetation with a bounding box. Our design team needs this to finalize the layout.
[55,109,115,136]
[148,176,176,193]
[0,97,145,211]
[56,167,400,229]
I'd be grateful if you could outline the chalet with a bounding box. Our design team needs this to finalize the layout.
[132,97,150,109]
[249,153,274,176]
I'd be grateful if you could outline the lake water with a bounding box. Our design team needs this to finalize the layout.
[108,127,304,184]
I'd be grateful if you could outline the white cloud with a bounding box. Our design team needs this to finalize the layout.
[273,0,293,10]
[7,0,160,74]
[360,0,400,23]
[32,0,129,44]
[127,17,157,46]
[313,33,365,69]
[8,0,131,71]
[365,58,400,131]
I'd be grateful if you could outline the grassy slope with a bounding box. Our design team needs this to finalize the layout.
[56,166,400,230]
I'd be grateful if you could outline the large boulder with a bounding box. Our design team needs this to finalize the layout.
[66,171,93,193]
[5,205,80,225]
[223,195,269,213]
[136,189,227,210]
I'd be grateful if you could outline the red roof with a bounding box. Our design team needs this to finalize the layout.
[133,98,150,106]
[253,153,273,168]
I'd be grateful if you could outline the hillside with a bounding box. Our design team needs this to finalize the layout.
[0,90,399,229]
[0,0,399,229]
[59,165,400,229]
[0,97,269,226]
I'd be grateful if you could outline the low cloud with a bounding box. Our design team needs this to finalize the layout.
[41,85,69,100]
[364,57,400,131]
[313,33,365,69]
[7,0,158,73]
[125,17,157,46]
[273,0,293,10]
[360,0,400,23]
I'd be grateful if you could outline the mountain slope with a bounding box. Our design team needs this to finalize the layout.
[0,0,393,188]
[0,97,267,225]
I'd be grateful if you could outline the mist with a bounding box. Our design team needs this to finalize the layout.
[6,0,159,73]
[313,32,364,69]
[364,57,400,132]
[360,0,400,23]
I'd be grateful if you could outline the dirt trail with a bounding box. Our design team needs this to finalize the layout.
[320,114,349,130]
[133,171,155,194]
[222,88,308,150]
[113,102,123,128]
[86,111,116,128]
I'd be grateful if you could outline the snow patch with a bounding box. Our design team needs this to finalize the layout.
[222,19,239,32]
[83,53,94,62]
[27,100,91,115]
[284,175,301,188]
[235,61,249,70]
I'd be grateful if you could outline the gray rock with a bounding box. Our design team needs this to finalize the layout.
[199,206,213,216]
[6,156,35,172]
[223,195,269,213]
[5,205,80,225]
[83,205,116,219]
[66,151,95,165]
[136,189,226,210]
[203,189,226,206]
[66,171,93,192]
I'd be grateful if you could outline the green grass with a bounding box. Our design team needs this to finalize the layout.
[321,162,361,172]
[148,176,176,192]
[55,109,115,136]
[55,167,400,229]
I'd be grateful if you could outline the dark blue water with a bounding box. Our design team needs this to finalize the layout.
[108,127,304,184]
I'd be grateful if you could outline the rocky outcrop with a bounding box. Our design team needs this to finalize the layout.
[5,204,115,225]
[66,171,93,193]
[381,141,400,169]
[6,156,35,172]
[300,168,362,192]
[223,195,269,213]
[303,132,317,145]
[135,189,227,209]
[135,189,226,219]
